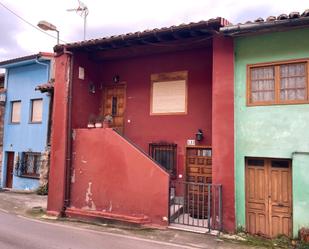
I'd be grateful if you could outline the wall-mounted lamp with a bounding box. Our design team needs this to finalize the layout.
[196,129,204,142]
[113,75,120,83]
[89,82,95,94]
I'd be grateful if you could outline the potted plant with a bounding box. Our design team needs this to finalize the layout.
[103,114,113,128]
[95,114,104,128]
[87,114,96,128]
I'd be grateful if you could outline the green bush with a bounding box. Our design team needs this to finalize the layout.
[36,184,48,195]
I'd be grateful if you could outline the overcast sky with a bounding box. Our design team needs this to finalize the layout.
[0,0,308,61]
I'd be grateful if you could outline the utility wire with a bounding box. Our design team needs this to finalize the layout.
[0,1,67,43]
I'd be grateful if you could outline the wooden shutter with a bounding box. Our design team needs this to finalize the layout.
[152,80,186,114]
[31,99,43,122]
[11,101,21,123]
[151,71,188,115]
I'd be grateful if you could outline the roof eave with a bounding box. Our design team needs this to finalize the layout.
[0,52,53,68]
[220,16,309,36]
[54,17,229,53]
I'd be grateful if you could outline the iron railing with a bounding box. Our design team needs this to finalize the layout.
[14,152,46,178]
[169,181,222,231]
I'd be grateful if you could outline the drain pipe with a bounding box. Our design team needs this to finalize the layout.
[35,55,50,84]
[59,48,74,216]
[292,151,309,156]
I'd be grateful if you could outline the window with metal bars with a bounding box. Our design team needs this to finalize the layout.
[149,143,177,177]
[21,152,41,178]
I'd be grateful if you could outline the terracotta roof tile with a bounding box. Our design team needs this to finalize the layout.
[255,17,264,23]
[221,9,309,35]
[302,9,309,17]
[266,16,276,22]
[277,13,289,20]
[55,17,230,52]
[289,12,300,18]
[35,82,54,93]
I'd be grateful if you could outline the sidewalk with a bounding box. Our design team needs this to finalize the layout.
[0,189,47,216]
[0,190,267,249]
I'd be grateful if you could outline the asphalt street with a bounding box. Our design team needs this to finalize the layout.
[0,210,198,249]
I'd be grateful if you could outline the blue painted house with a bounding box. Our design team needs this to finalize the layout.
[0,53,53,190]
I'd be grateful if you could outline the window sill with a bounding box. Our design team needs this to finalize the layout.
[247,100,309,107]
[29,121,42,124]
[20,175,40,180]
[150,112,187,116]
[9,122,20,125]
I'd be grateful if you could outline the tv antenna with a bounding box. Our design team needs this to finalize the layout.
[67,0,89,40]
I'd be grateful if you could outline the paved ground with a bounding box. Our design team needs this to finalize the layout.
[0,190,47,216]
[0,211,211,249]
[0,191,265,249]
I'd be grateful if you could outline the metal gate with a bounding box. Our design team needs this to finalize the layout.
[169,181,222,231]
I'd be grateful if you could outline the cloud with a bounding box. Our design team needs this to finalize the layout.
[0,0,308,62]
[0,7,25,60]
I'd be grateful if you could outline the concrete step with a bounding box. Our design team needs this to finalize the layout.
[169,223,219,235]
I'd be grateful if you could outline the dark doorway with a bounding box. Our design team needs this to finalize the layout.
[6,152,14,188]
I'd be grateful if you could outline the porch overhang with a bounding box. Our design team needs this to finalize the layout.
[54,17,230,60]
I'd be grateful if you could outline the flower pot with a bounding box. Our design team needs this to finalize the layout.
[87,123,95,128]
[95,122,103,128]
[103,121,111,128]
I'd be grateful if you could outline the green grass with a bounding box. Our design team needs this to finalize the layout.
[231,234,292,248]
[297,242,309,249]
[231,233,309,249]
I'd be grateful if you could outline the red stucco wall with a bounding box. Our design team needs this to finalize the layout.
[47,53,71,214]
[212,36,235,232]
[71,52,102,129]
[71,48,213,178]
[70,128,170,226]
[47,42,236,230]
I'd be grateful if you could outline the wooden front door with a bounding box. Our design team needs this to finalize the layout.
[245,158,292,238]
[6,152,14,188]
[103,84,126,134]
[186,146,212,217]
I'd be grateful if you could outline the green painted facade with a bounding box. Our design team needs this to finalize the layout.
[235,28,309,238]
